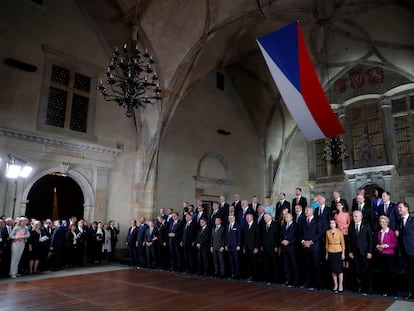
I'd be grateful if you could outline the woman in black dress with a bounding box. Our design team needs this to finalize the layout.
[28,220,44,274]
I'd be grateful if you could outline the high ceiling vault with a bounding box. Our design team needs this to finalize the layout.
[82,0,414,142]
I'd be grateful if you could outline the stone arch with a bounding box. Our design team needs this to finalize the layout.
[196,152,229,179]
[21,168,95,221]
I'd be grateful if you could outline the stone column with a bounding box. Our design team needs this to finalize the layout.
[379,96,398,165]
[95,167,111,221]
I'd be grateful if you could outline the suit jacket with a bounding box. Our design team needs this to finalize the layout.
[144,227,158,244]
[349,222,373,256]
[300,217,322,251]
[280,222,297,251]
[314,205,331,233]
[294,212,306,226]
[169,221,182,246]
[377,229,397,255]
[0,226,11,251]
[196,226,210,251]
[226,223,241,250]
[211,225,226,250]
[209,209,222,228]
[352,196,372,212]
[292,196,308,211]
[126,226,138,246]
[182,221,197,247]
[231,200,242,215]
[219,203,230,219]
[157,221,169,246]
[137,223,149,245]
[399,216,414,256]
[242,222,260,251]
[378,202,399,231]
[261,221,279,252]
[352,203,377,230]
[240,206,254,225]
[276,200,291,219]
[51,226,67,249]
[248,203,261,215]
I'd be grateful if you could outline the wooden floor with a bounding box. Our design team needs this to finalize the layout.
[0,267,400,310]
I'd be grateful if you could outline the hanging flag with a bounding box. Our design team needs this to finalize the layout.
[257,21,345,141]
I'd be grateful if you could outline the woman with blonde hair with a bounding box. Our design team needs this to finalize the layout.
[376,215,397,297]
[9,217,30,277]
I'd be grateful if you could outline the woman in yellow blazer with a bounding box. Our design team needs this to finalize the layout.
[326,219,346,293]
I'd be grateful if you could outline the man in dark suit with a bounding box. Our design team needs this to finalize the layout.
[331,190,349,212]
[126,220,138,267]
[219,195,230,222]
[196,218,210,276]
[349,210,373,294]
[137,217,149,268]
[280,212,298,287]
[248,196,260,215]
[242,213,260,281]
[261,213,279,284]
[195,202,207,226]
[397,201,414,299]
[255,205,266,227]
[50,220,68,270]
[144,221,158,269]
[180,213,197,274]
[210,217,226,278]
[168,212,182,272]
[156,215,169,270]
[276,192,291,220]
[378,191,399,231]
[293,204,306,225]
[299,206,323,290]
[225,214,241,279]
[351,188,372,212]
[240,200,254,226]
[209,202,222,228]
[352,194,376,233]
[0,218,13,276]
[292,187,307,212]
[108,220,119,261]
[231,193,242,216]
[314,195,331,234]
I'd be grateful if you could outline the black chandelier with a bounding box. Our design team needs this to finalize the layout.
[97,41,162,117]
[323,136,348,165]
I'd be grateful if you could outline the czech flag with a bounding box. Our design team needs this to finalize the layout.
[257,21,345,141]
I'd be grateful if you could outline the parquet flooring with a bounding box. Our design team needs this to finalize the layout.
[0,268,399,310]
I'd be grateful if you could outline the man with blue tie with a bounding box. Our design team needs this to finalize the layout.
[397,201,414,300]
[379,191,399,231]
[181,213,197,274]
[136,217,149,268]
[225,214,241,279]
[242,213,260,281]
[261,213,279,284]
[196,218,210,276]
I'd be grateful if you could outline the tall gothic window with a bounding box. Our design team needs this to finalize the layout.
[38,46,97,138]
[392,95,414,169]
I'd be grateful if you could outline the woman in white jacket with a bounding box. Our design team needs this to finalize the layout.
[9,217,30,277]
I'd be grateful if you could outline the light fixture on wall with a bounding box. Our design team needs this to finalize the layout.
[96,30,162,118]
[5,156,33,179]
[323,136,348,165]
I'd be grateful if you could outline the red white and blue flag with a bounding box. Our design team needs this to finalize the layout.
[257,21,345,141]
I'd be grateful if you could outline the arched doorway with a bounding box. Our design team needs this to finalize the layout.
[25,174,84,220]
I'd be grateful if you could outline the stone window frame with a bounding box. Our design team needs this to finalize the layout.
[37,45,97,139]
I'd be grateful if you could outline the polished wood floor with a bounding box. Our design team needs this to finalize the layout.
[0,268,398,310]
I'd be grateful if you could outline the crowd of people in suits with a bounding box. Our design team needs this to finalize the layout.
[0,216,119,278]
[126,188,414,300]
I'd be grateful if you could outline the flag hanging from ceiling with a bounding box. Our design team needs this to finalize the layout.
[257,21,345,141]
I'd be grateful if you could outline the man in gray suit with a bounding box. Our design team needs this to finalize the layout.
[211,217,226,278]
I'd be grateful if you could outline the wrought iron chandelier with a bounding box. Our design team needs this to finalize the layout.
[97,41,162,117]
[323,136,348,165]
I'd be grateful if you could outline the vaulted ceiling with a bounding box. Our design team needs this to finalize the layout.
[82,0,414,141]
